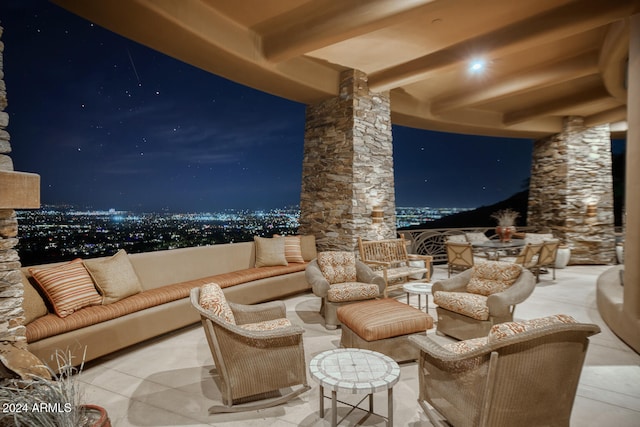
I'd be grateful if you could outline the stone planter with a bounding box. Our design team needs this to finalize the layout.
[555,245,571,269]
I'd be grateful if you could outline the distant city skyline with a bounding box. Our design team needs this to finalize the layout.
[1,1,620,213]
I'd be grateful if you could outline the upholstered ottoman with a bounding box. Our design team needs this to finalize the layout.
[337,298,434,362]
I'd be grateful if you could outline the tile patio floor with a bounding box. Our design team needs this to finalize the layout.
[77,264,640,426]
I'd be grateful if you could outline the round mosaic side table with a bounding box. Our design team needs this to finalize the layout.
[309,348,400,426]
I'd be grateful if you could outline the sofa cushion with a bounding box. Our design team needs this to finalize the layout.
[199,283,235,324]
[26,280,203,342]
[488,314,577,343]
[84,249,143,304]
[22,275,49,324]
[433,291,489,320]
[28,259,102,318]
[283,235,305,263]
[300,235,317,261]
[466,261,521,296]
[317,251,357,284]
[254,236,288,267]
[326,282,379,302]
[177,263,307,290]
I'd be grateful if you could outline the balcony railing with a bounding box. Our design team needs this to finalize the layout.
[399,226,539,263]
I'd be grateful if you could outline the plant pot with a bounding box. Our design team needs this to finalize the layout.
[616,243,624,264]
[495,226,515,242]
[82,404,111,427]
[555,245,571,269]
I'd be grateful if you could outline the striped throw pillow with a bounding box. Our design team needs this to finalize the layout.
[284,236,305,263]
[29,259,102,318]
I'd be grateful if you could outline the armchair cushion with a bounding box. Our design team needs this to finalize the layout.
[433,291,489,320]
[466,261,521,296]
[239,318,292,331]
[199,283,235,324]
[488,314,577,342]
[317,251,357,284]
[327,282,380,302]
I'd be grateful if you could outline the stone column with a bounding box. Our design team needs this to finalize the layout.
[528,117,616,264]
[299,69,396,251]
[0,26,27,350]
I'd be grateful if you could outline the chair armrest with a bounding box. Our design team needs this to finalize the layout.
[432,268,472,293]
[356,260,386,294]
[409,334,490,362]
[407,254,432,263]
[229,300,286,324]
[305,259,331,298]
[363,259,391,268]
[486,269,536,316]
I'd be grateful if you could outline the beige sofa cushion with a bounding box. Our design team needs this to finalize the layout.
[29,259,102,318]
[84,249,143,304]
[22,275,49,324]
[254,236,288,267]
[300,235,317,261]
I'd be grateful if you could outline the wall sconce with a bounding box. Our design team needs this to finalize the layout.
[372,206,384,224]
[586,202,597,217]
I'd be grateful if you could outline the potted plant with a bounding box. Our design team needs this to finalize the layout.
[0,349,110,427]
[491,209,520,242]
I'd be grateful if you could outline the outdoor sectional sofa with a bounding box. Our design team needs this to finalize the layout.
[20,236,317,368]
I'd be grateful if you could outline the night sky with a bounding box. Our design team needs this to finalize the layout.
[0,0,536,212]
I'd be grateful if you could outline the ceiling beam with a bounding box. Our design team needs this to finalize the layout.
[431,52,599,114]
[585,106,627,127]
[369,0,638,92]
[503,86,612,126]
[600,19,630,103]
[259,0,437,62]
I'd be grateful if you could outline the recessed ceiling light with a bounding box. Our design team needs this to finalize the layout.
[469,59,485,73]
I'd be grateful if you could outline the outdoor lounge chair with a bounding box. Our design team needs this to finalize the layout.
[306,251,385,329]
[433,261,536,340]
[532,239,560,282]
[190,284,310,413]
[445,241,475,277]
[410,315,600,427]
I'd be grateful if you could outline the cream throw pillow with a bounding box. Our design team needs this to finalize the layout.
[22,274,49,323]
[300,234,317,261]
[254,236,288,267]
[84,249,143,304]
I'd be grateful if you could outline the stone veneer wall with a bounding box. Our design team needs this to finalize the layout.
[0,26,27,349]
[528,116,615,264]
[299,69,396,251]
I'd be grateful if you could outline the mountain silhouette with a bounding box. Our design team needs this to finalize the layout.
[401,190,529,230]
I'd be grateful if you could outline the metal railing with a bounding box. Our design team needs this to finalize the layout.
[399,227,539,263]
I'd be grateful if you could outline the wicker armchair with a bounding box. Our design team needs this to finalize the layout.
[305,251,385,329]
[410,315,600,427]
[190,285,310,413]
[433,261,536,340]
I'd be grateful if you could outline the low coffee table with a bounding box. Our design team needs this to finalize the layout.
[309,348,400,426]
[403,282,432,313]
